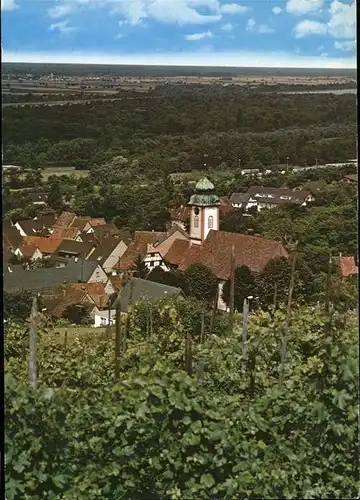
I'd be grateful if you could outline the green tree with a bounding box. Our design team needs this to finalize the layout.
[47,178,63,212]
[183,263,218,304]
[64,304,91,325]
[222,265,258,312]
[147,265,185,290]
[4,290,41,322]
[131,255,148,279]
[259,257,292,307]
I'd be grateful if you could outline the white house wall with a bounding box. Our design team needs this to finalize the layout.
[94,308,116,328]
[88,265,108,283]
[102,240,128,273]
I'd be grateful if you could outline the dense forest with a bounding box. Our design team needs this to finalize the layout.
[3,88,357,172]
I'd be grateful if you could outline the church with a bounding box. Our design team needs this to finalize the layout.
[175,177,288,310]
[117,177,288,311]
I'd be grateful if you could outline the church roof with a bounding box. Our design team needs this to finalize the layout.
[188,176,220,206]
[179,230,288,280]
[195,177,214,192]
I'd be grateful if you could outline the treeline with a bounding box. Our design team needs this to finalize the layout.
[3,89,356,171]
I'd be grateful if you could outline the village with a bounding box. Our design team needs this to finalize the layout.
[3,172,358,328]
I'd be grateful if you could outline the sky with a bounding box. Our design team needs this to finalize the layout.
[1,0,356,68]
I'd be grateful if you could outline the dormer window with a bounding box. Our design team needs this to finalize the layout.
[194,215,199,228]
[208,216,214,229]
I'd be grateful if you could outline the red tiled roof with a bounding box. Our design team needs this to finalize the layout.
[23,236,63,254]
[340,256,358,278]
[179,230,288,280]
[54,212,77,228]
[164,239,191,266]
[114,231,167,270]
[19,244,39,259]
[51,226,79,240]
[45,282,108,317]
[88,218,107,228]
[170,206,191,223]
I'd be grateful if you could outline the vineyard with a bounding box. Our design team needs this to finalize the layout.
[5,297,359,499]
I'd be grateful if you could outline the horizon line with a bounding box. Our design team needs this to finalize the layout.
[2,50,356,70]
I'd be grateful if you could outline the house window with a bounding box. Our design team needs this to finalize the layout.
[150,261,154,267]
[194,215,199,228]
[208,215,214,229]
[100,317,107,326]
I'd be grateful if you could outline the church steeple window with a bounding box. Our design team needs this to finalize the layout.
[208,216,214,228]
[194,215,199,228]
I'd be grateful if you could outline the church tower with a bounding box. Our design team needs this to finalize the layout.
[188,177,220,245]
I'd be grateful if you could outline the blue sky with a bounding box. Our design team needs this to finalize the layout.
[2,0,356,68]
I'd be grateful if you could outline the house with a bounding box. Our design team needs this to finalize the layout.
[4,258,108,294]
[3,221,23,251]
[163,239,191,268]
[50,226,80,240]
[230,186,314,212]
[104,275,124,295]
[342,173,358,185]
[92,225,131,242]
[143,226,189,271]
[54,239,95,261]
[35,214,57,233]
[86,236,129,274]
[338,254,358,280]
[53,211,77,228]
[14,244,43,262]
[44,282,109,323]
[20,236,63,258]
[15,218,51,237]
[293,180,325,195]
[113,231,167,273]
[28,192,49,206]
[170,205,191,231]
[229,193,251,209]
[117,278,183,313]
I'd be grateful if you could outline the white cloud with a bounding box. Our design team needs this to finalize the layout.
[49,20,76,34]
[246,18,274,34]
[220,3,248,14]
[1,0,17,10]
[246,18,256,30]
[185,30,213,40]
[47,0,222,25]
[294,1,355,40]
[286,0,324,15]
[294,19,327,37]
[3,49,356,69]
[272,6,282,15]
[334,40,356,51]
[327,0,355,39]
[49,4,78,19]
[221,22,233,31]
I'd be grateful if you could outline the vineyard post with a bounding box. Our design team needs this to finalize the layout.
[185,333,193,376]
[273,282,278,313]
[242,297,249,362]
[64,329,68,346]
[229,244,236,329]
[115,295,121,380]
[280,241,298,382]
[29,296,38,390]
[200,309,205,343]
[209,284,219,336]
